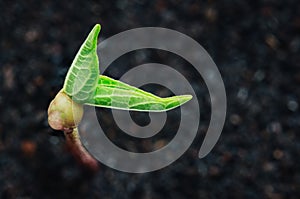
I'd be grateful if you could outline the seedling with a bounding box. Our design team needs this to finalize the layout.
[47,24,192,170]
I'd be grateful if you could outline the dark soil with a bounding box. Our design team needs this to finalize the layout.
[0,0,299,198]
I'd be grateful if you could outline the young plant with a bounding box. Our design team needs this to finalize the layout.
[47,24,192,170]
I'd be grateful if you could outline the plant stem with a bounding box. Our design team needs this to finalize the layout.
[64,127,99,172]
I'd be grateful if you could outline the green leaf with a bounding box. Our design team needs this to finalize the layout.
[84,75,192,112]
[63,24,101,103]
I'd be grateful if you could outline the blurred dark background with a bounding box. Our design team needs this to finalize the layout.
[0,0,299,198]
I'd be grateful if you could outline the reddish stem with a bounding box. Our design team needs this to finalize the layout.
[64,128,99,172]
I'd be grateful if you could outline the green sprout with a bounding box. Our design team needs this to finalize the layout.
[63,24,192,111]
[47,24,192,170]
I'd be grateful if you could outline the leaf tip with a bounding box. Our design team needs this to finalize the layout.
[86,24,101,48]
[93,24,101,33]
[177,95,193,105]
[161,94,193,111]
